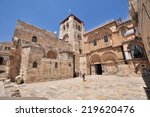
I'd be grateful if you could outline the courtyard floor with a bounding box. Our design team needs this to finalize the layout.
[13,75,149,100]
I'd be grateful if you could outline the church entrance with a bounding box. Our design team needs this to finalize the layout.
[90,64,103,75]
[95,64,102,75]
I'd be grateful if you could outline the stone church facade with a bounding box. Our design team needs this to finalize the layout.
[1,14,150,83]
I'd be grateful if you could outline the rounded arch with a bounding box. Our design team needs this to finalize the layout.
[101,52,118,63]
[90,54,101,64]
[97,28,112,39]
[119,26,129,36]
[33,61,38,68]
[63,34,69,41]
[128,42,146,59]
[87,33,97,42]
[47,50,57,59]
[127,41,144,50]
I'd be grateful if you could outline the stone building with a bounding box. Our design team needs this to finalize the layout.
[129,0,150,63]
[9,20,74,83]
[0,42,11,78]
[59,14,85,74]
[1,13,149,83]
[82,19,149,75]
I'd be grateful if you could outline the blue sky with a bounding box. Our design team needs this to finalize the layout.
[0,0,128,42]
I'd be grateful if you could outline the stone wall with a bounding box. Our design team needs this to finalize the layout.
[8,46,21,81]
[138,0,150,63]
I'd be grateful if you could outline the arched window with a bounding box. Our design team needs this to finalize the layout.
[92,39,97,46]
[5,47,8,50]
[63,25,65,31]
[66,23,69,29]
[78,25,81,31]
[32,36,37,43]
[55,62,58,68]
[63,34,69,40]
[121,27,127,36]
[130,44,146,59]
[33,61,38,68]
[104,35,109,43]
[47,51,57,59]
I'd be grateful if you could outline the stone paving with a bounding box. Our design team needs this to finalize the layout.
[13,75,149,100]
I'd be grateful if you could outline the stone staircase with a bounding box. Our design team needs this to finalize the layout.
[0,78,21,98]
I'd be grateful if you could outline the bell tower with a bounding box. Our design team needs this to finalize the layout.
[59,14,85,74]
[59,14,85,53]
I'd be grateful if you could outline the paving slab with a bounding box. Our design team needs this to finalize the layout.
[14,75,148,100]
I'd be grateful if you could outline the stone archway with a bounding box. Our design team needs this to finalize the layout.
[47,51,57,59]
[90,54,103,75]
[101,52,118,75]
[128,42,147,59]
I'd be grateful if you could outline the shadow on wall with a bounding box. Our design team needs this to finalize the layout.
[142,69,150,99]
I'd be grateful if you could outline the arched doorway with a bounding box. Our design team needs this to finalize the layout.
[90,54,102,75]
[101,52,118,74]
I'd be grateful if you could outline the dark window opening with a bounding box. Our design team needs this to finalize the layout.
[63,34,69,40]
[78,34,81,40]
[66,23,69,29]
[104,35,109,43]
[78,25,81,31]
[79,49,82,54]
[8,47,11,50]
[0,57,4,65]
[5,47,8,50]
[69,63,71,67]
[32,36,37,43]
[33,61,38,68]
[92,39,97,46]
[130,45,146,59]
[63,25,65,31]
[18,39,21,44]
[121,27,127,36]
[55,62,58,68]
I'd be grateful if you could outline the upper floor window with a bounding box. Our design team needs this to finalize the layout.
[121,27,127,36]
[78,25,81,31]
[66,23,69,29]
[32,36,37,43]
[63,25,65,31]
[33,61,38,68]
[104,35,109,43]
[63,34,69,41]
[78,34,82,40]
[79,49,82,54]
[92,39,97,46]
[55,62,58,68]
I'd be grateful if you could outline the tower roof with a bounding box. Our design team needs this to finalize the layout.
[60,14,84,24]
